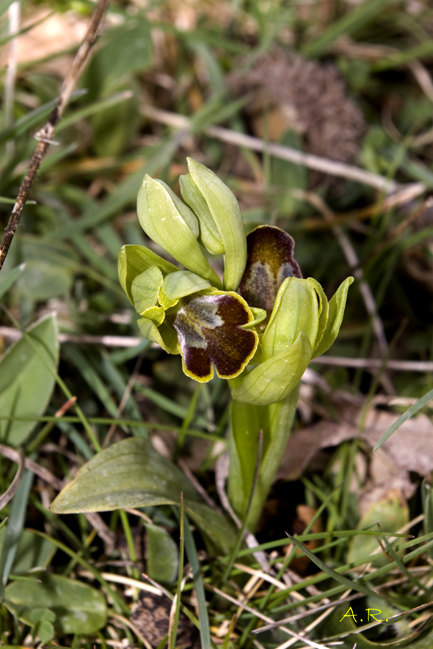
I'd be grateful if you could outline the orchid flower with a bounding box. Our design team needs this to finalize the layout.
[118,158,353,406]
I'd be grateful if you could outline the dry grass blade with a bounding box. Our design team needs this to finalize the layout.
[141,105,403,192]
[0,446,24,511]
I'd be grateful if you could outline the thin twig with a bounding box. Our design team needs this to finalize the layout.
[313,356,433,373]
[102,353,144,448]
[0,0,110,271]
[0,443,63,490]
[360,196,433,267]
[2,325,433,372]
[294,189,389,357]
[141,105,411,193]
[209,585,331,649]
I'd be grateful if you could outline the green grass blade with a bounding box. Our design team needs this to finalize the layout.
[0,468,34,596]
[374,387,433,451]
[183,513,212,649]
[301,0,394,58]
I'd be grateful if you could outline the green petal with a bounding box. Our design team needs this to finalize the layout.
[185,158,247,291]
[244,307,267,329]
[137,175,222,288]
[312,276,354,359]
[262,277,319,359]
[159,270,212,309]
[173,292,258,382]
[131,265,163,315]
[118,244,178,304]
[230,331,312,407]
[239,225,302,327]
[137,318,179,355]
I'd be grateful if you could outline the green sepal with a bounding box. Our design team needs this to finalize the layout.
[154,179,200,237]
[137,318,179,355]
[230,331,312,407]
[131,265,163,315]
[184,158,247,291]
[159,270,212,310]
[307,277,329,350]
[179,172,225,255]
[118,244,178,305]
[312,276,354,359]
[262,277,319,360]
[137,175,222,288]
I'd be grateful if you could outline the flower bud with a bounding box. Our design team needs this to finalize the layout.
[137,175,222,288]
[180,158,247,291]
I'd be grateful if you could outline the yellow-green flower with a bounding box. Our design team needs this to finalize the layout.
[119,160,264,382]
[230,225,354,406]
[118,163,353,402]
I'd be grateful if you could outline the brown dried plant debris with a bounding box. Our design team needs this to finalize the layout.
[228,47,365,185]
[278,402,433,515]
[130,591,200,648]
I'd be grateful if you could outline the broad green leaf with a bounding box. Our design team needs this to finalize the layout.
[0,528,56,574]
[4,574,107,635]
[185,502,238,558]
[348,493,408,568]
[230,331,312,406]
[146,524,178,584]
[0,263,25,300]
[0,314,59,445]
[50,437,200,514]
[51,437,236,555]
[312,276,354,359]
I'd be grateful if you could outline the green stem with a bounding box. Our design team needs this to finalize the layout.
[228,382,300,532]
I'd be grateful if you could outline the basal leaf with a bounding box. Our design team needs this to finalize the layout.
[0,528,56,575]
[146,524,179,584]
[4,574,106,635]
[50,437,200,514]
[0,314,59,446]
[51,437,237,554]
